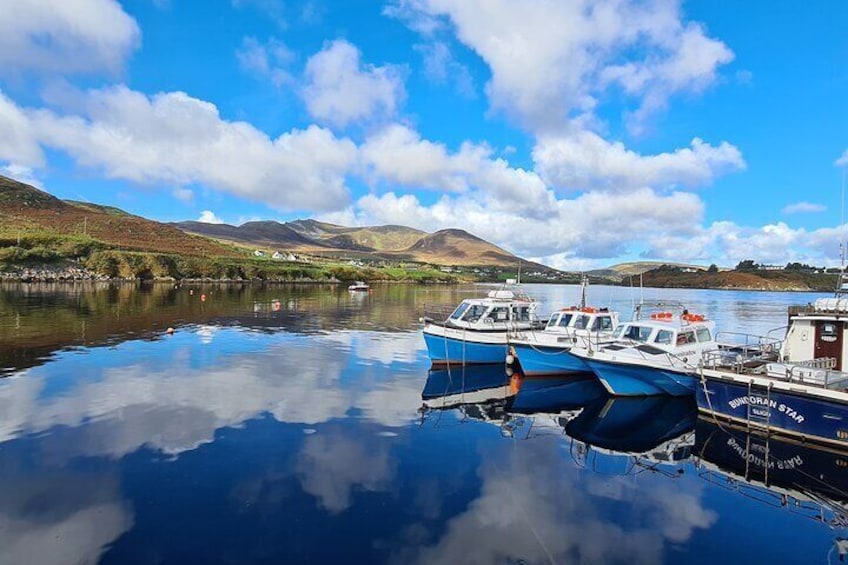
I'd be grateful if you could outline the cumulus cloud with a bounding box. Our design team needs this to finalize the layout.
[533,131,745,192]
[0,91,44,168]
[782,201,826,215]
[23,85,358,212]
[237,36,296,87]
[414,41,475,98]
[303,40,407,127]
[643,221,846,267]
[361,123,555,213]
[389,0,733,134]
[198,210,224,224]
[836,149,848,167]
[325,186,702,260]
[0,0,140,77]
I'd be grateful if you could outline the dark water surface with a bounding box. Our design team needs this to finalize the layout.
[0,282,845,564]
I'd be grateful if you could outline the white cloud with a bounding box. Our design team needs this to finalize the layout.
[302,40,407,127]
[237,36,296,87]
[25,85,358,212]
[782,201,826,215]
[0,0,140,77]
[391,0,733,134]
[198,210,224,224]
[415,41,475,98]
[644,221,846,267]
[533,131,745,192]
[0,91,44,168]
[836,149,848,167]
[173,187,194,203]
[361,123,555,214]
[326,186,702,260]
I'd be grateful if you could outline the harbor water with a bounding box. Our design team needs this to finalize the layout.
[0,282,842,564]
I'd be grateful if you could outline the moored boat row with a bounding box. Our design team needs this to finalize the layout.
[421,277,848,448]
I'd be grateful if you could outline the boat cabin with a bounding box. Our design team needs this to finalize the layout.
[784,298,848,370]
[610,318,716,353]
[447,289,538,329]
[545,307,618,335]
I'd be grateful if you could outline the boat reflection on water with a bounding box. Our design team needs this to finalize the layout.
[562,396,697,475]
[694,417,848,559]
[508,373,606,415]
[420,365,520,424]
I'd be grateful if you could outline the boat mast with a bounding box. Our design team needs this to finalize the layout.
[579,273,588,309]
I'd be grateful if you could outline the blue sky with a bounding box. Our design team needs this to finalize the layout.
[1,0,847,269]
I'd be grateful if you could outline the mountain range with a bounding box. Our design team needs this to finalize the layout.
[0,174,549,270]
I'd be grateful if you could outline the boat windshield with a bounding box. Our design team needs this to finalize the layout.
[654,329,674,345]
[591,316,614,332]
[619,324,653,342]
[696,327,712,343]
[450,302,470,320]
[461,304,489,322]
[513,305,533,321]
[548,312,574,328]
[573,315,591,330]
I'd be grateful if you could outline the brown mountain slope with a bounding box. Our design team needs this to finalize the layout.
[286,220,426,251]
[0,176,239,257]
[395,228,530,267]
[176,220,324,250]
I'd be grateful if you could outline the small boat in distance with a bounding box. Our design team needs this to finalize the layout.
[347,281,370,291]
[421,280,542,367]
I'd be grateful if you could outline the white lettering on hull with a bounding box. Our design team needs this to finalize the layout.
[726,395,805,423]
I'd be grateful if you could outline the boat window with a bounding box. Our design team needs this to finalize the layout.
[677,331,696,345]
[573,315,590,330]
[450,302,470,320]
[612,325,625,339]
[822,323,838,337]
[516,306,531,321]
[591,316,613,331]
[463,304,488,322]
[696,328,712,343]
[547,313,560,327]
[559,313,574,327]
[487,306,509,321]
[623,325,652,342]
[655,330,673,345]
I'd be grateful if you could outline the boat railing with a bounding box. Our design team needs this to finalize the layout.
[700,332,783,373]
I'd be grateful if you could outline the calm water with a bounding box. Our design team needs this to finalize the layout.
[0,282,844,564]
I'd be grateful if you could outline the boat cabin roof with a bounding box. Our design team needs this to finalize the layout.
[613,319,715,346]
[546,308,617,332]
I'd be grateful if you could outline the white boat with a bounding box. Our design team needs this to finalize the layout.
[421,281,542,367]
[509,276,620,376]
[347,281,369,291]
[570,303,718,396]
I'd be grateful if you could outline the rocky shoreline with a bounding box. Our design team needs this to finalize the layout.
[0,263,110,282]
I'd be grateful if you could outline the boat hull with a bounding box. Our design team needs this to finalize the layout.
[696,375,848,448]
[423,324,509,366]
[510,343,590,376]
[584,357,696,397]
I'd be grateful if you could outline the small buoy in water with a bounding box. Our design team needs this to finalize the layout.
[506,354,515,366]
[200,294,206,302]
[166,327,175,334]
[189,289,194,296]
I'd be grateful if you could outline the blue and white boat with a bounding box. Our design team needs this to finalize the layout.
[421,283,541,367]
[571,305,718,396]
[508,276,620,376]
[696,286,848,448]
